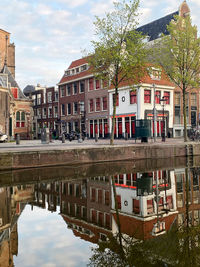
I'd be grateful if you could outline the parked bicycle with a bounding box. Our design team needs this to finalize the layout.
[188,127,200,141]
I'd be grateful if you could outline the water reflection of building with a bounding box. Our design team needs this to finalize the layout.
[0,184,34,267]
[60,177,112,243]
[30,182,60,212]
[112,170,178,240]
[175,167,200,227]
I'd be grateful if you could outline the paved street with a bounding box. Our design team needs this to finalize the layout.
[0,137,187,153]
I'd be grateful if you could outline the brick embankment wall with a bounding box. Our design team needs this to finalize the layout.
[0,143,196,171]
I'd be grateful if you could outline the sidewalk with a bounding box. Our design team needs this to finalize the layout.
[0,137,185,153]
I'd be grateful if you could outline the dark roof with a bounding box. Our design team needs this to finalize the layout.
[23,85,35,96]
[137,11,179,41]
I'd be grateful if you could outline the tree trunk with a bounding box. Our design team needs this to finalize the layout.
[183,86,188,142]
[110,87,118,145]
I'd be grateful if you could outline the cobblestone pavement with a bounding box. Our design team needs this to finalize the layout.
[0,137,188,153]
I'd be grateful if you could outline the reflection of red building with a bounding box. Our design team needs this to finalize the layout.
[112,170,178,240]
[60,177,112,243]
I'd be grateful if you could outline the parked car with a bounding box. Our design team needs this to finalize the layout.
[0,132,8,142]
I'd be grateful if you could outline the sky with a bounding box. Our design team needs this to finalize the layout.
[0,0,199,90]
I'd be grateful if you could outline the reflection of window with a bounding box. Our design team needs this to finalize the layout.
[132,199,140,214]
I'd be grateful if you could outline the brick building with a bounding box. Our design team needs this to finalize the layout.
[58,58,109,138]
[0,29,15,77]
[24,85,59,138]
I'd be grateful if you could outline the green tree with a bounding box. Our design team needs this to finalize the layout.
[152,15,200,142]
[88,0,147,145]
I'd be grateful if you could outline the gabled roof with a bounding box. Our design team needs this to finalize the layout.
[137,11,178,41]
[68,57,89,69]
[1,64,27,99]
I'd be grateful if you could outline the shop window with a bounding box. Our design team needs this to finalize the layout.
[130,90,137,104]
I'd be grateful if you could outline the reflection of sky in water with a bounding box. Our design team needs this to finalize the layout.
[14,205,95,267]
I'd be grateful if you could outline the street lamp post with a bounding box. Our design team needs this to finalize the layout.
[160,97,167,142]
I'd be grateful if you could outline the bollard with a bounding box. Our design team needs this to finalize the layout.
[125,132,128,141]
[95,133,98,142]
[16,134,20,145]
[62,134,65,143]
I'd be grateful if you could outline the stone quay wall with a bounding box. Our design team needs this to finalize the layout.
[0,142,197,171]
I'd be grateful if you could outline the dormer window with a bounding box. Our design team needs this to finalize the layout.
[149,68,161,80]
[72,69,75,75]
[81,64,87,71]
[65,70,70,76]
[76,67,79,73]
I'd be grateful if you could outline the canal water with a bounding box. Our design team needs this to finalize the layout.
[0,157,200,266]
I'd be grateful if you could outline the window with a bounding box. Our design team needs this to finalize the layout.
[175,92,181,106]
[150,68,161,80]
[130,90,137,104]
[43,108,47,118]
[155,90,161,104]
[61,104,65,116]
[175,106,181,124]
[21,112,25,127]
[66,70,70,76]
[80,81,85,93]
[48,107,52,118]
[47,92,52,103]
[102,97,107,110]
[67,103,71,115]
[54,106,58,117]
[95,79,100,89]
[96,98,101,111]
[16,111,20,127]
[164,91,170,104]
[37,95,41,105]
[113,93,119,106]
[67,85,71,96]
[73,102,78,114]
[81,64,87,71]
[191,93,197,106]
[55,92,58,102]
[76,67,79,73]
[89,99,94,112]
[73,83,78,95]
[61,87,65,97]
[144,90,151,104]
[79,101,84,113]
[89,78,94,90]
[37,109,41,118]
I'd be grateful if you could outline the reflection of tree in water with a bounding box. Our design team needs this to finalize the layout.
[88,169,200,267]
